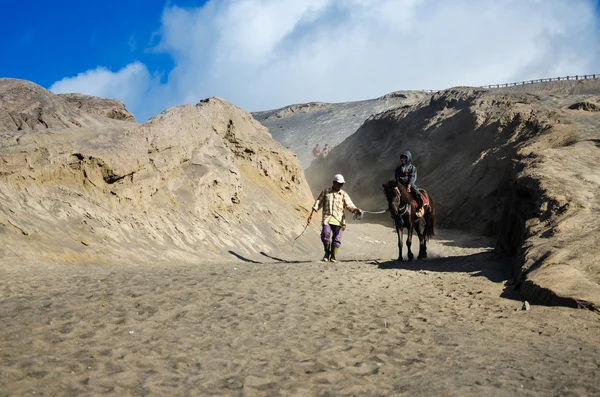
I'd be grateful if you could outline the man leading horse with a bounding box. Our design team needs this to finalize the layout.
[308,174,362,263]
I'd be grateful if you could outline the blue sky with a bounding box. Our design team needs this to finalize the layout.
[2,0,600,121]
[0,0,203,87]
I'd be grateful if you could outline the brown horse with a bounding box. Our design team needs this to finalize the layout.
[382,180,436,261]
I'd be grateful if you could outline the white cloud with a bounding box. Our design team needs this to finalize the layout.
[50,62,155,115]
[50,0,600,121]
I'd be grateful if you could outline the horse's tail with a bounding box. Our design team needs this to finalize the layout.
[424,194,436,240]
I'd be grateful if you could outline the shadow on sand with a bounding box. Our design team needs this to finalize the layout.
[228,250,261,263]
[259,252,303,264]
[375,251,504,275]
[228,250,309,265]
[373,251,523,302]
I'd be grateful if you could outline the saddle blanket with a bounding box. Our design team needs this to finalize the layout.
[414,188,430,208]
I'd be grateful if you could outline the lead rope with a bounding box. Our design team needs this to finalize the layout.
[353,209,389,220]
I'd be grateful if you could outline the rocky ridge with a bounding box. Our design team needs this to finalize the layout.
[59,93,136,122]
[252,91,430,167]
[0,78,107,132]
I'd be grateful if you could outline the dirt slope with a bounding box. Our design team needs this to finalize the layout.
[307,86,600,310]
[252,91,430,167]
[0,80,319,267]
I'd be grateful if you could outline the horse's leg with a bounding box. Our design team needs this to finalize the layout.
[422,217,428,258]
[396,221,403,261]
[416,219,426,259]
[406,220,414,261]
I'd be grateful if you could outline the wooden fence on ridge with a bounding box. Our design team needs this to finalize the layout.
[481,73,600,89]
[416,73,600,93]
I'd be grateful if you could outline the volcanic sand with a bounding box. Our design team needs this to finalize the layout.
[1,224,599,396]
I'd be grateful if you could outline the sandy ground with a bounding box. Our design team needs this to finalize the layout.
[1,224,599,396]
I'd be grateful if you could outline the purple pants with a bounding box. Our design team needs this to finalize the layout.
[321,224,343,248]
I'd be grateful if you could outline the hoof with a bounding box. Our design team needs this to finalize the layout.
[417,254,426,259]
[397,257,403,262]
[408,253,414,260]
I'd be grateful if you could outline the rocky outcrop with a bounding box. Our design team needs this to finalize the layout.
[59,93,137,122]
[568,101,600,112]
[252,91,430,167]
[0,81,319,266]
[0,78,105,132]
[307,86,600,310]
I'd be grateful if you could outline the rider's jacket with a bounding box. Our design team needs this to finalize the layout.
[394,150,417,187]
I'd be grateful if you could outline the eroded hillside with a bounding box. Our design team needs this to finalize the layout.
[0,80,319,266]
[307,83,600,310]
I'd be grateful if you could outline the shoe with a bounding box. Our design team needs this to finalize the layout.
[330,247,339,263]
[322,243,331,262]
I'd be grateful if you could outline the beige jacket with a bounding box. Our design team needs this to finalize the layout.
[312,187,357,226]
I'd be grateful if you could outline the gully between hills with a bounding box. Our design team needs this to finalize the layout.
[306,86,600,311]
[1,78,599,311]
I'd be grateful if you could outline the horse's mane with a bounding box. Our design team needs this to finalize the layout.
[384,179,414,206]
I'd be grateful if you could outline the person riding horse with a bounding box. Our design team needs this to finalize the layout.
[394,151,425,215]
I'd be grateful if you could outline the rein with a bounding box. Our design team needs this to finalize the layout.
[393,186,410,217]
[396,203,409,217]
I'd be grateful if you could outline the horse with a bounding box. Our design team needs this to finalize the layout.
[382,180,436,261]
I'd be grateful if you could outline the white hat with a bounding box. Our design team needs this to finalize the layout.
[333,174,346,184]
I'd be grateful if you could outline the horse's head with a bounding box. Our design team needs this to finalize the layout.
[382,180,400,216]
[382,180,412,217]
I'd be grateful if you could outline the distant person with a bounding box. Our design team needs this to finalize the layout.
[312,144,322,159]
[395,151,424,212]
[307,174,362,262]
[322,144,330,157]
